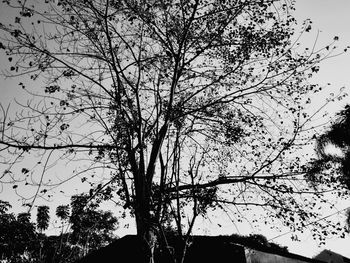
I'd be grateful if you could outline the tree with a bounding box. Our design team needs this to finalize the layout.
[0,199,116,263]
[37,205,50,232]
[0,201,15,260]
[54,204,70,262]
[309,104,350,186]
[308,104,350,226]
[56,205,70,223]
[0,208,38,262]
[37,197,117,263]
[0,0,347,261]
[36,205,50,262]
[56,204,70,237]
[69,194,118,256]
[56,205,70,236]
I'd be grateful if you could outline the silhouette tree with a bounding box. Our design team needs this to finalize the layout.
[56,205,70,222]
[37,205,50,232]
[0,209,38,262]
[0,201,14,260]
[69,194,118,255]
[311,105,350,184]
[56,204,70,235]
[0,0,347,261]
[36,205,50,262]
[308,104,350,226]
[56,205,70,243]
[0,199,117,263]
[52,205,70,263]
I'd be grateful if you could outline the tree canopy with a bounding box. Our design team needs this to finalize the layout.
[0,196,118,263]
[308,104,350,228]
[310,104,350,187]
[0,0,348,261]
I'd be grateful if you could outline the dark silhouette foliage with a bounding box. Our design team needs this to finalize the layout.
[307,105,350,189]
[0,198,118,263]
[0,208,38,262]
[56,205,70,222]
[69,194,118,253]
[308,104,350,228]
[37,205,50,232]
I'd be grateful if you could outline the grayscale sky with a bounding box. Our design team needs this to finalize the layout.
[0,0,350,259]
[274,0,350,258]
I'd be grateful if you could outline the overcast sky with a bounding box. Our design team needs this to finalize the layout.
[1,0,350,259]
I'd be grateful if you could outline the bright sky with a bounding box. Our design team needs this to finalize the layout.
[0,0,350,260]
[277,0,350,258]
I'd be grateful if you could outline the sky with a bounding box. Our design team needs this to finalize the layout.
[0,0,350,260]
[275,0,350,258]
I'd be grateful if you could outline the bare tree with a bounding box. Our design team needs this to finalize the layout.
[0,0,347,261]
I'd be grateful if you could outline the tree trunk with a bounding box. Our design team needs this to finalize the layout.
[135,206,158,263]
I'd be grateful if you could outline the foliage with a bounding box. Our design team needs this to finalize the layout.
[0,198,118,263]
[0,200,11,213]
[0,0,348,261]
[306,105,350,193]
[308,104,350,226]
[0,208,38,262]
[69,194,118,253]
[37,205,50,232]
[56,205,70,222]
[309,105,350,186]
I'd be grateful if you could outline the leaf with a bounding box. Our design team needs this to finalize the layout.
[20,8,33,17]
[11,29,21,37]
[21,168,29,174]
[44,85,60,94]
[60,123,69,131]
[311,66,319,73]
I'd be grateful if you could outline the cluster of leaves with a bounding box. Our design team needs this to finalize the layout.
[307,104,350,229]
[0,195,118,263]
[312,105,350,186]
[306,108,350,192]
[0,201,39,262]
[69,194,118,253]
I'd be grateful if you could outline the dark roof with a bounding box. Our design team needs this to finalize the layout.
[75,235,147,263]
[191,236,324,263]
[75,235,246,263]
[75,235,324,263]
[314,249,350,263]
